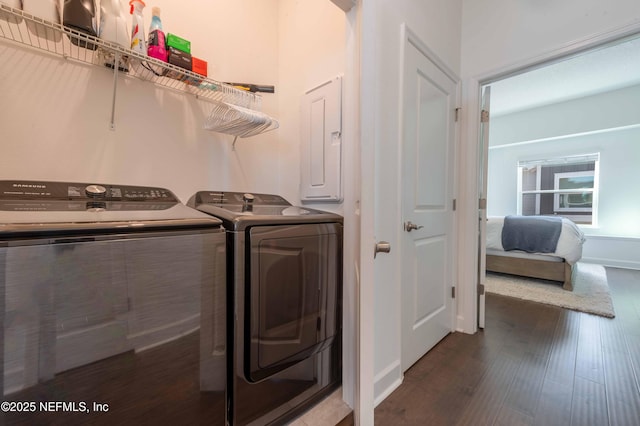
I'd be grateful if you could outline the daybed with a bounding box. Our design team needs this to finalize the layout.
[485,215,586,291]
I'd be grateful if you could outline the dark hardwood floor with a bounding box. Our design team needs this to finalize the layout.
[375,267,640,426]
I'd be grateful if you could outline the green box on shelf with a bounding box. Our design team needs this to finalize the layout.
[166,33,191,54]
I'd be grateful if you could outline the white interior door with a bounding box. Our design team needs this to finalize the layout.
[400,30,457,371]
[477,85,491,329]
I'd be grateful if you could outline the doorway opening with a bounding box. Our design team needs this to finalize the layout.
[478,33,640,325]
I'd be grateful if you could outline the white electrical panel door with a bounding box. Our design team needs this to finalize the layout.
[300,76,342,202]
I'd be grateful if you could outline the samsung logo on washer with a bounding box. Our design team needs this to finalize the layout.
[13,183,47,189]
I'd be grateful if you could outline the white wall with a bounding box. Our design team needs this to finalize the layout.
[0,0,280,202]
[277,0,347,213]
[359,0,462,405]
[461,0,640,80]
[489,84,640,147]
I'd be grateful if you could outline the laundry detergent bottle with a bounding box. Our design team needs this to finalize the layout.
[147,6,167,62]
[99,0,128,48]
[98,0,129,71]
[129,0,146,55]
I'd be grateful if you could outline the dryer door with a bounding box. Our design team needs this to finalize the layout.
[246,222,341,382]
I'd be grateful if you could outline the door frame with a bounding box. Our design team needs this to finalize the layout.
[459,22,640,334]
[477,85,490,330]
[355,0,375,424]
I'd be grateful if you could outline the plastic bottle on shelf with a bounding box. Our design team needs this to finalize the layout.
[99,0,129,48]
[129,0,146,55]
[0,0,23,24]
[22,0,62,42]
[98,0,129,71]
[63,0,98,50]
[147,6,167,62]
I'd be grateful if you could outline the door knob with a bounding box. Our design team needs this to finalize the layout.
[374,241,391,258]
[404,221,423,232]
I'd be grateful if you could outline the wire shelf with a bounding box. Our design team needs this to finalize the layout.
[0,3,277,131]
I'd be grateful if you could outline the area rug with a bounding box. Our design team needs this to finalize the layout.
[485,262,615,318]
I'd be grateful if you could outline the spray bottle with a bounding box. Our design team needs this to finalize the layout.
[147,6,167,62]
[129,0,146,55]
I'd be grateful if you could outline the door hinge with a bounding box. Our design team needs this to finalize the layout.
[452,286,456,298]
[481,109,490,123]
[478,284,485,295]
[452,199,457,211]
[455,107,461,122]
[479,198,487,209]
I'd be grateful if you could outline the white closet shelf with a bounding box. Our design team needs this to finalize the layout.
[0,4,278,137]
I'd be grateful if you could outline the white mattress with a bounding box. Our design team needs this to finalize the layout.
[486,216,586,264]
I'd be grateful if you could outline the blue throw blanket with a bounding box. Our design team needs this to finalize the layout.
[501,215,562,253]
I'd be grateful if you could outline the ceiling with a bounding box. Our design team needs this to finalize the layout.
[488,35,640,117]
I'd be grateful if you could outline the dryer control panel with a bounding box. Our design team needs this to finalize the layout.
[196,191,291,206]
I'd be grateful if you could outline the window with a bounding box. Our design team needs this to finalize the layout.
[517,154,599,225]
[553,171,594,212]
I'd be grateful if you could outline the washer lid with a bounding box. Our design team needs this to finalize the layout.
[188,191,343,230]
[0,180,222,237]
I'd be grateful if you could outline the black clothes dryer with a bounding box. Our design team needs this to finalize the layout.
[188,191,342,425]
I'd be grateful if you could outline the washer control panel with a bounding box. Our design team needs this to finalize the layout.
[0,180,177,202]
[0,180,179,212]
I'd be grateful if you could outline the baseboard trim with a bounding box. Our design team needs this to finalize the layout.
[582,235,640,271]
[373,360,402,407]
[581,257,640,271]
